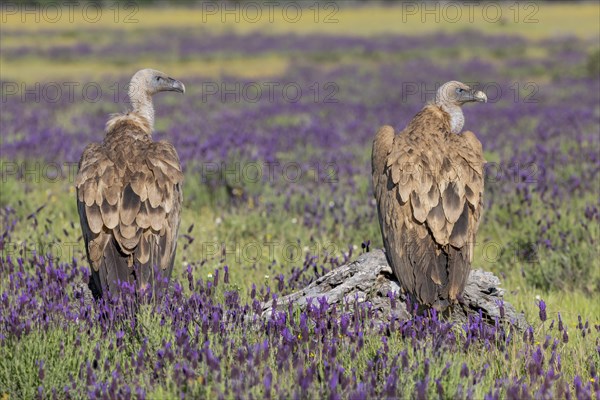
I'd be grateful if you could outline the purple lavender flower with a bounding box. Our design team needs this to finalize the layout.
[538,299,547,322]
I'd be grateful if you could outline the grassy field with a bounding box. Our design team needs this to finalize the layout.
[1,3,599,399]
[3,3,598,36]
[2,3,599,82]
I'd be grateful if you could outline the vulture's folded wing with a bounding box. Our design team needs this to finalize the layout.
[75,140,183,272]
[76,143,115,271]
[132,140,183,270]
[447,130,485,256]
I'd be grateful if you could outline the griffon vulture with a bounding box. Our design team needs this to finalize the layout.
[372,81,487,311]
[76,69,185,300]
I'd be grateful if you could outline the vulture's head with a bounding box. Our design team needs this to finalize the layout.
[435,81,486,107]
[129,68,185,100]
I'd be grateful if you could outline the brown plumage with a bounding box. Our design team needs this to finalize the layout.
[372,81,487,311]
[76,69,185,300]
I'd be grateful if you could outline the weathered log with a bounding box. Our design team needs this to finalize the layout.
[262,249,529,331]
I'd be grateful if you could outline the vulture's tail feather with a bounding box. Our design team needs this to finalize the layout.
[447,246,470,302]
[89,236,135,301]
[135,238,176,300]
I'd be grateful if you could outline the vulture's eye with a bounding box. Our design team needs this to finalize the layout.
[456,88,465,93]
[155,76,161,82]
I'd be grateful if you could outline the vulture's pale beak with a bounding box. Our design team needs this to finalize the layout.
[457,88,487,104]
[167,78,185,94]
[472,90,487,103]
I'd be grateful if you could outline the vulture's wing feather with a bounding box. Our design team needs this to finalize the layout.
[372,106,485,308]
[133,141,183,290]
[76,143,114,264]
[445,130,485,299]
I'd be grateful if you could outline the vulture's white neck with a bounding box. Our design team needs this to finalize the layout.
[128,83,154,131]
[130,94,154,130]
[437,103,464,134]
